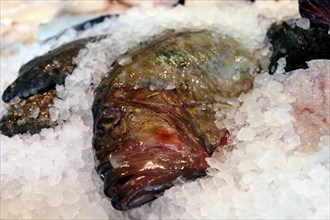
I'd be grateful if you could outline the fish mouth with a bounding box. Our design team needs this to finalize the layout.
[104,169,205,211]
[101,145,208,211]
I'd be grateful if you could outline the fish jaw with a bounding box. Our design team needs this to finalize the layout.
[101,144,209,211]
[95,121,210,211]
[108,170,204,211]
[93,88,210,210]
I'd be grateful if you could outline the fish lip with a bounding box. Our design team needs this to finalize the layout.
[97,139,209,210]
[105,170,185,211]
[102,149,208,211]
[107,169,206,211]
[112,193,155,211]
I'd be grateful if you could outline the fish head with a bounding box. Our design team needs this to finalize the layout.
[92,88,209,210]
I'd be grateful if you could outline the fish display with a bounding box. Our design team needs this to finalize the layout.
[0,30,257,210]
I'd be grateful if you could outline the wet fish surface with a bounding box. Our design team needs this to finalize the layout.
[2,36,103,103]
[267,19,330,74]
[0,30,257,210]
[92,30,257,210]
[298,0,330,29]
[0,36,103,137]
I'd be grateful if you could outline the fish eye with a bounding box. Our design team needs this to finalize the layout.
[102,116,117,127]
[100,108,121,129]
[101,115,120,128]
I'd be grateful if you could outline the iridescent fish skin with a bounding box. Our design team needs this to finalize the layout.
[93,30,257,210]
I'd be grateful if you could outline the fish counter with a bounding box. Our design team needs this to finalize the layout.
[0,0,329,219]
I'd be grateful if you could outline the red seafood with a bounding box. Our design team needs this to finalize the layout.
[92,30,257,210]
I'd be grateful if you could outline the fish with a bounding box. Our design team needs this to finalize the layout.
[92,30,257,210]
[298,0,330,29]
[0,30,257,210]
[266,19,330,74]
[0,36,104,137]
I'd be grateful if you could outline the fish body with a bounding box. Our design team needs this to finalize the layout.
[92,30,256,210]
[267,19,330,74]
[0,36,103,137]
[2,36,102,103]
